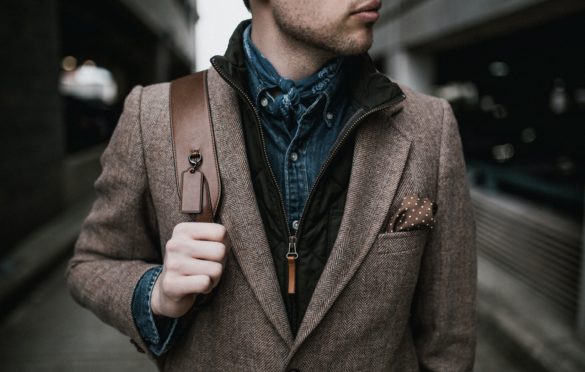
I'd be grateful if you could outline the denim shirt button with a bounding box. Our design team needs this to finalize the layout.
[260,97,269,107]
[290,152,298,162]
[292,220,300,231]
[326,112,334,120]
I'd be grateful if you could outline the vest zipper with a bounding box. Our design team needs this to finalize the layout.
[210,59,293,238]
[210,59,299,328]
[210,58,405,304]
[292,94,406,244]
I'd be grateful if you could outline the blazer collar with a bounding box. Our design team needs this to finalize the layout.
[207,67,294,346]
[290,109,411,351]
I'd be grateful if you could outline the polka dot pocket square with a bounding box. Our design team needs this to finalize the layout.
[388,195,438,233]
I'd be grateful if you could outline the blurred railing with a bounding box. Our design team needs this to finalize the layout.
[472,187,582,322]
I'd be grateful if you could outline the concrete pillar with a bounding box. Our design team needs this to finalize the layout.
[578,187,585,339]
[386,48,435,94]
[0,0,64,254]
[154,41,171,83]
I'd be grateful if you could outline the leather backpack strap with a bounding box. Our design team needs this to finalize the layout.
[170,69,221,222]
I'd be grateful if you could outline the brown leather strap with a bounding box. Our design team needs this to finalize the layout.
[170,70,221,221]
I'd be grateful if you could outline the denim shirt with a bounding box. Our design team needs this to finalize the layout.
[131,23,357,355]
[241,23,354,231]
[131,266,178,355]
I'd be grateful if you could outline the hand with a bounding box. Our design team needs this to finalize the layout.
[151,222,228,318]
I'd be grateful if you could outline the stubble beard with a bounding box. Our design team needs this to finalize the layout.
[272,8,373,57]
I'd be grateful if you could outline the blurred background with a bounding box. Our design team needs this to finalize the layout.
[1,0,584,371]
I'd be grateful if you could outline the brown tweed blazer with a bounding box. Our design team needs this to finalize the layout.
[67,67,476,371]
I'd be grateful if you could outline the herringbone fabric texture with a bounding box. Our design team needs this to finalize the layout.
[66,67,476,371]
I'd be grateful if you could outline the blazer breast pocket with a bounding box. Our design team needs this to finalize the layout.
[374,228,430,255]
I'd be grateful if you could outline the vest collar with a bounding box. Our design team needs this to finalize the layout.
[210,19,405,112]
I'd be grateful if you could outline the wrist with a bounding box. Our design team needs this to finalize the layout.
[150,281,163,316]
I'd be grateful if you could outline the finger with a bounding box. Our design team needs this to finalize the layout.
[169,259,223,286]
[183,240,227,262]
[173,222,227,242]
[162,274,212,298]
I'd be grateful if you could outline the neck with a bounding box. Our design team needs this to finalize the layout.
[250,17,336,81]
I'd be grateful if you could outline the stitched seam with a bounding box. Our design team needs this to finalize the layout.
[364,139,412,253]
[168,80,181,202]
[145,266,163,344]
[138,85,164,251]
[205,69,223,216]
[435,99,448,202]
[378,142,413,233]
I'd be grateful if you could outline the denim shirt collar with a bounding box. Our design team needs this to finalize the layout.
[242,23,345,127]
[211,19,405,116]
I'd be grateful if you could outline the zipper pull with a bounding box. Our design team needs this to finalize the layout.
[287,235,298,294]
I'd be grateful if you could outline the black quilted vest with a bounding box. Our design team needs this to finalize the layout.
[210,20,404,336]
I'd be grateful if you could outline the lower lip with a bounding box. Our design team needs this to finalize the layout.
[351,10,380,22]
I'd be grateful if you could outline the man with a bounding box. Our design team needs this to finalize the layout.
[67,0,477,370]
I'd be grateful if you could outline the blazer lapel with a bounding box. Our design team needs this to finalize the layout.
[206,68,294,347]
[291,105,412,351]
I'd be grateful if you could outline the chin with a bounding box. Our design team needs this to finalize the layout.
[336,33,373,56]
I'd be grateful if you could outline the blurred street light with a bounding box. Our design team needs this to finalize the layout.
[60,63,118,104]
[61,56,77,71]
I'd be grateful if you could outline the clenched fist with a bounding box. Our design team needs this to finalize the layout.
[151,222,228,318]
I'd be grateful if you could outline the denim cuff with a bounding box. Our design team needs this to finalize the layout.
[131,266,179,356]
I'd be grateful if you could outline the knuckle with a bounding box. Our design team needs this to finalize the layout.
[216,224,227,239]
[216,243,227,261]
[172,223,183,235]
[161,277,175,296]
[206,224,225,241]
[165,257,181,272]
[165,239,180,253]
[201,276,213,293]
[196,275,211,293]
[173,222,189,235]
[210,261,223,278]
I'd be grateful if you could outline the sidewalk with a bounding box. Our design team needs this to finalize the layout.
[0,196,95,319]
[477,256,585,372]
[0,259,157,372]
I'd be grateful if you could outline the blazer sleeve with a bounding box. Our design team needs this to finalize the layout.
[66,85,164,362]
[410,99,477,371]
